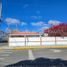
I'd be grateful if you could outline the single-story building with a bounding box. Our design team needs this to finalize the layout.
[9,32,41,46]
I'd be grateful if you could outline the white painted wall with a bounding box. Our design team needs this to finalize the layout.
[28,37,40,41]
[42,37,55,45]
[9,37,67,46]
[56,37,67,45]
[9,37,25,46]
[27,37,40,46]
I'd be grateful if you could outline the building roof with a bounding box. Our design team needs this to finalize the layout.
[10,32,40,36]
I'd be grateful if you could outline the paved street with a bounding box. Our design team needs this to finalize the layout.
[0,43,67,67]
[0,48,67,67]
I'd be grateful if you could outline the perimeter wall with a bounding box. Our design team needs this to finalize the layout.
[9,37,67,46]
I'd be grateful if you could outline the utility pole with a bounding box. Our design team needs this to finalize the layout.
[0,0,2,24]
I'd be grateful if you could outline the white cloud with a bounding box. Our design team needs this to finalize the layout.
[5,18,20,25]
[21,22,27,26]
[39,26,49,33]
[41,26,49,30]
[31,21,47,26]
[6,28,12,33]
[48,20,60,25]
[5,18,27,26]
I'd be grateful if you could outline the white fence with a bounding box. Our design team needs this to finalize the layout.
[9,37,67,46]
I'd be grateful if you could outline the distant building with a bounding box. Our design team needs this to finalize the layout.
[9,32,41,46]
[44,23,67,36]
[10,32,40,37]
[0,30,8,42]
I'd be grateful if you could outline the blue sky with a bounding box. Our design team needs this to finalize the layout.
[1,0,67,32]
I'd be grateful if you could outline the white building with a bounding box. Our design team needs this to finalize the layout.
[9,32,41,46]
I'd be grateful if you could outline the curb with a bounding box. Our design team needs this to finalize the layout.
[0,45,67,50]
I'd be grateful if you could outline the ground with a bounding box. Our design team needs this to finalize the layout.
[0,43,67,67]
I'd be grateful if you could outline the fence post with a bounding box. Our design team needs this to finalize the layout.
[55,36,56,45]
[25,35,26,46]
[40,35,42,46]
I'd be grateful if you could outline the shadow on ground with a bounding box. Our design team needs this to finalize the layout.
[5,58,67,67]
